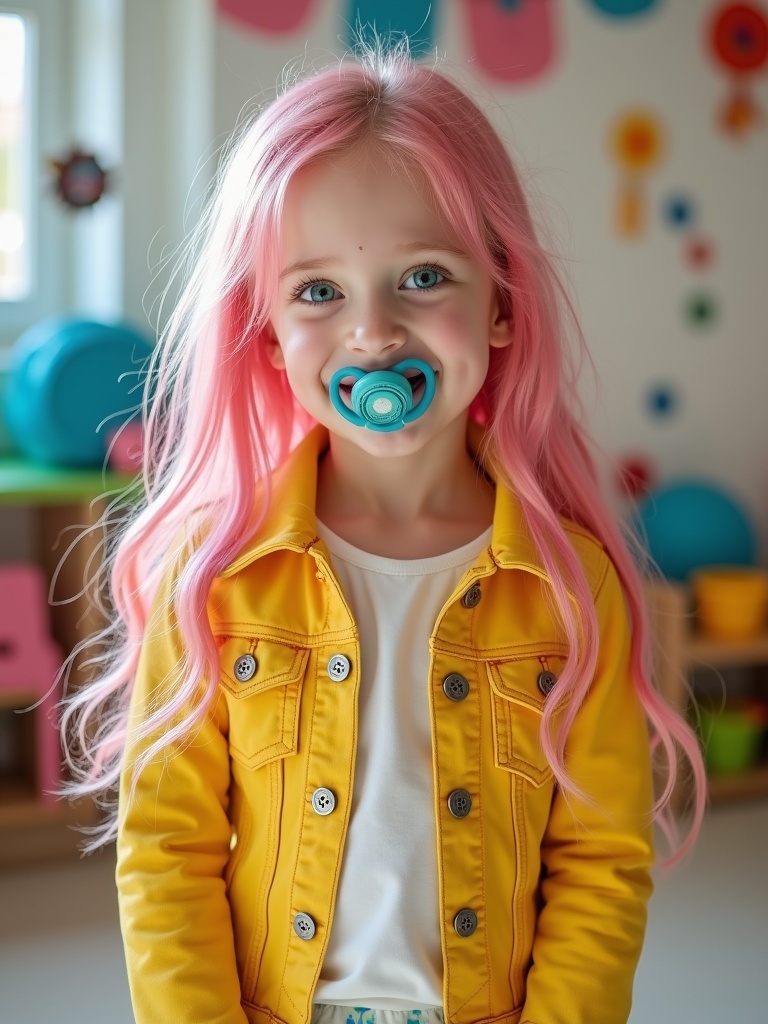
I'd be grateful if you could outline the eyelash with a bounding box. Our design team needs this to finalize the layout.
[290,263,450,304]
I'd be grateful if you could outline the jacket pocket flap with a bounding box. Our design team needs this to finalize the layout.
[219,637,309,699]
[487,654,567,712]
[486,655,567,787]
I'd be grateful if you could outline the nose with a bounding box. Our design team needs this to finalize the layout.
[346,299,406,359]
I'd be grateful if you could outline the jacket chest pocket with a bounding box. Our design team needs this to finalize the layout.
[486,654,567,787]
[218,636,309,770]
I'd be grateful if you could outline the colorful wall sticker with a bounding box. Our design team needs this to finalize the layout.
[646,383,680,418]
[609,110,665,238]
[616,454,657,500]
[49,146,110,210]
[344,0,437,56]
[459,0,559,85]
[685,236,716,270]
[583,0,662,18]
[685,291,720,329]
[216,0,316,35]
[661,191,721,323]
[662,192,697,230]
[707,2,768,138]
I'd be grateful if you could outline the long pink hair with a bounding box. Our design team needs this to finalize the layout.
[60,46,706,860]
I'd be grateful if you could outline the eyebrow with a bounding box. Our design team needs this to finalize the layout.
[278,241,471,281]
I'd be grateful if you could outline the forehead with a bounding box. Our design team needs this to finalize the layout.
[279,146,459,255]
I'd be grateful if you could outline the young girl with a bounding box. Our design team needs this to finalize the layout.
[62,45,705,1024]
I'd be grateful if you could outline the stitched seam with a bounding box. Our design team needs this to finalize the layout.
[510,776,526,1008]
[279,651,321,1017]
[305,637,361,1008]
[480,672,492,1020]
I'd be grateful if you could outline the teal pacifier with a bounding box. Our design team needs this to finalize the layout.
[329,359,436,432]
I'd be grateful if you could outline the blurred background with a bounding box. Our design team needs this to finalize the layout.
[0,1,767,1022]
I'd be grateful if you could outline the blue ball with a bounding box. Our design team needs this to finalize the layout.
[4,315,154,467]
[636,480,756,582]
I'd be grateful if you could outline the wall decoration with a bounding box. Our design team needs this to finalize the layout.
[345,0,437,55]
[616,454,657,499]
[459,0,559,85]
[660,192,721,317]
[707,2,768,138]
[583,0,662,17]
[609,110,665,237]
[685,290,720,328]
[216,0,316,34]
[48,147,110,210]
[685,236,716,270]
[646,383,680,418]
[662,192,697,229]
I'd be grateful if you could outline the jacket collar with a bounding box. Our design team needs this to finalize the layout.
[220,424,550,580]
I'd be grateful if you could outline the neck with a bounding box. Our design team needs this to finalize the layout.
[316,418,495,555]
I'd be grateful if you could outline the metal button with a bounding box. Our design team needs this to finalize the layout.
[293,912,316,940]
[537,670,557,697]
[453,908,478,937]
[447,789,472,818]
[311,788,336,816]
[233,654,257,682]
[443,673,470,702]
[461,584,482,608]
[327,654,351,681]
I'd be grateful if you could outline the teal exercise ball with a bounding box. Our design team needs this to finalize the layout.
[636,480,756,582]
[4,315,153,467]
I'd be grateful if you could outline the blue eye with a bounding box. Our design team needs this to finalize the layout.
[297,280,339,303]
[402,266,445,291]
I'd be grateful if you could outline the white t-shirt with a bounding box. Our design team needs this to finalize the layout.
[312,521,493,1009]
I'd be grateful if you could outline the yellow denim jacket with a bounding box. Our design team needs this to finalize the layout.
[117,425,654,1024]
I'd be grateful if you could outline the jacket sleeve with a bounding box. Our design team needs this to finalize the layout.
[520,554,655,1024]
[115,566,248,1024]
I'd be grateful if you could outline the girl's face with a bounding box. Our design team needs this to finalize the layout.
[266,146,511,458]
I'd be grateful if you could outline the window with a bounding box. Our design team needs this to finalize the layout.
[0,12,30,301]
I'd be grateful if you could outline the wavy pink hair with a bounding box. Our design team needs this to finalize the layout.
[60,46,705,860]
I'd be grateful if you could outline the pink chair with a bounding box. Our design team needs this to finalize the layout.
[0,563,63,806]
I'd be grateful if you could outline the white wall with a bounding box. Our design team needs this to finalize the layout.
[4,0,767,562]
[212,0,768,560]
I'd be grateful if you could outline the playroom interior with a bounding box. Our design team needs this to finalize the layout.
[0,1,766,1021]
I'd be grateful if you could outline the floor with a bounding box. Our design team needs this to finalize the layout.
[0,801,766,1023]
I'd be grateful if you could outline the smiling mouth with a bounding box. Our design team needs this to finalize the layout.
[335,368,432,412]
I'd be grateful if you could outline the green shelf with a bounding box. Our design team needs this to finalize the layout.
[0,459,139,506]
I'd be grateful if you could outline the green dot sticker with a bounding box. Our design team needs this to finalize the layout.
[685,291,719,329]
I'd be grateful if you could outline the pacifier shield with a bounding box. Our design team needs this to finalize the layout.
[329,359,436,432]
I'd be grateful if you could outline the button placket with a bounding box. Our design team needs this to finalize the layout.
[327,654,351,681]
[447,789,472,818]
[311,788,336,816]
[293,912,316,940]
[453,908,478,937]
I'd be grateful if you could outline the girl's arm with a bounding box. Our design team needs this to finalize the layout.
[116,567,248,1024]
[520,556,655,1024]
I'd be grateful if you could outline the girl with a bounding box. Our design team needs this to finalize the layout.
[62,45,705,1024]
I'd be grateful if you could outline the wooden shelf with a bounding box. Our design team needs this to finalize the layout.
[685,632,768,669]
[645,578,768,806]
[707,762,768,803]
[0,781,85,828]
[0,458,136,506]
[0,473,118,867]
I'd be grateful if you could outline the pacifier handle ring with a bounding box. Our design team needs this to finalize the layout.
[329,367,367,427]
[329,359,436,431]
[391,359,437,424]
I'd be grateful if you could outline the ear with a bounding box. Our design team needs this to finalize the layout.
[264,323,286,370]
[489,294,513,350]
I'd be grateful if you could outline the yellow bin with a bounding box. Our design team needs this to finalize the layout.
[691,566,768,641]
